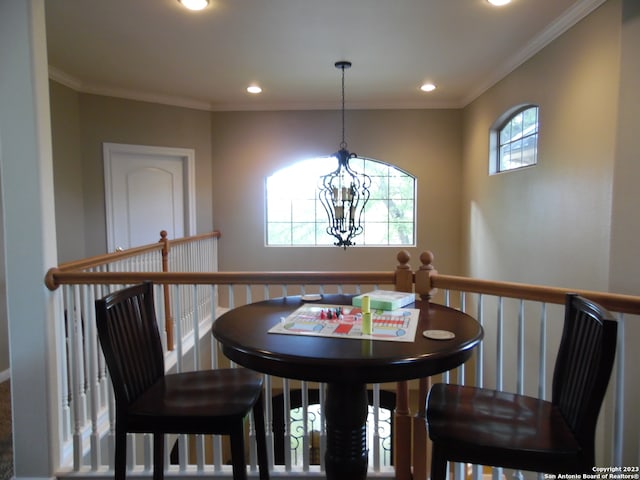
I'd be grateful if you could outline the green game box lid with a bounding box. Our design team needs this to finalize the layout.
[352,290,416,311]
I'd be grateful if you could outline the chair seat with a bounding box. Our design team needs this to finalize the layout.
[127,368,263,434]
[427,383,584,472]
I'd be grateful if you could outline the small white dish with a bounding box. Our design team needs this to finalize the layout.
[423,329,455,340]
[301,294,322,302]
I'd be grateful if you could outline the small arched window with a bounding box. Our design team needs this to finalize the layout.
[490,105,539,174]
[266,157,416,246]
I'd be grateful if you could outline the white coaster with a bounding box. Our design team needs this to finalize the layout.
[423,329,455,340]
[301,294,322,302]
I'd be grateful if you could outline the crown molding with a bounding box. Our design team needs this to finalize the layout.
[48,66,463,111]
[48,66,213,111]
[48,65,84,91]
[208,99,464,112]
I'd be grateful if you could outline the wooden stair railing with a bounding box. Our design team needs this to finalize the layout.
[409,251,640,480]
[46,247,419,479]
[45,230,221,348]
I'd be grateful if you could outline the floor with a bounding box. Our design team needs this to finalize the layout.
[0,381,12,480]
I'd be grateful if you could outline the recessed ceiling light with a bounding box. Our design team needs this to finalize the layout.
[488,0,511,5]
[420,83,437,92]
[247,85,262,94]
[178,0,209,11]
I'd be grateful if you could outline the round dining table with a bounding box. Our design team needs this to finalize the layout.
[212,294,483,480]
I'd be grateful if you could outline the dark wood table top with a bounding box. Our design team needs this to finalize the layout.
[212,294,484,384]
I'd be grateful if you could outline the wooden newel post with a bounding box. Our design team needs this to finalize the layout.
[394,250,413,293]
[415,250,437,301]
[412,375,431,480]
[413,250,437,479]
[159,230,174,350]
[393,250,413,480]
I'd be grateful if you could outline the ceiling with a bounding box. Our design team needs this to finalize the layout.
[44,0,605,111]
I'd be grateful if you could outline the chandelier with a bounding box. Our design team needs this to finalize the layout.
[318,61,371,249]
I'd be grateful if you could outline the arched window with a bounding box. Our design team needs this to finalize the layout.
[490,105,539,174]
[266,157,416,246]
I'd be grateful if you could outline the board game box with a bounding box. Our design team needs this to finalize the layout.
[268,303,420,342]
[351,290,416,311]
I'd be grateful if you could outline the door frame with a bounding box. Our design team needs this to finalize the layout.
[103,142,197,251]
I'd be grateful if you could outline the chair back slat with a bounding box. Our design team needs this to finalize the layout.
[95,282,165,406]
[552,294,617,460]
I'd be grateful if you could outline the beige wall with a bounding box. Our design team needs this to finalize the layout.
[50,81,85,263]
[461,0,640,464]
[461,0,620,291]
[50,90,215,260]
[610,2,640,295]
[210,109,462,273]
[608,0,640,462]
[50,91,462,271]
[80,94,214,257]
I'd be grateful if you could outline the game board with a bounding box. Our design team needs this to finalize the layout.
[268,303,420,342]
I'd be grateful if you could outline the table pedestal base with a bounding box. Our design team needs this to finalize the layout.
[325,383,368,480]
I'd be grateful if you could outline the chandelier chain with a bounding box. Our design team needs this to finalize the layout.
[340,64,347,150]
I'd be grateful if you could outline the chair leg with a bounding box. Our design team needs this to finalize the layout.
[431,442,448,480]
[230,422,248,480]
[153,434,164,480]
[114,428,127,480]
[253,392,270,480]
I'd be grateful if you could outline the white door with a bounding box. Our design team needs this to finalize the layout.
[103,143,196,252]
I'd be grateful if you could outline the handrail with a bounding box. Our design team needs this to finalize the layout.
[45,270,398,290]
[408,252,640,315]
[47,243,640,315]
[52,230,221,273]
[55,241,164,272]
[429,273,640,314]
[168,230,221,246]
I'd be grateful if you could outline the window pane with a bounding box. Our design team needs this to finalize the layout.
[267,198,291,222]
[364,222,388,244]
[369,175,388,199]
[500,122,511,144]
[316,204,333,222]
[292,223,316,245]
[389,176,413,199]
[292,199,316,222]
[389,222,414,244]
[315,223,333,245]
[522,133,537,166]
[499,144,511,171]
[523,107,537,131]
[268,222,292,245]
[389,199,414,221]
[365,199,389,222]
[363,161,390,177]
[512,111,523,132]
[348,157,366,172]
